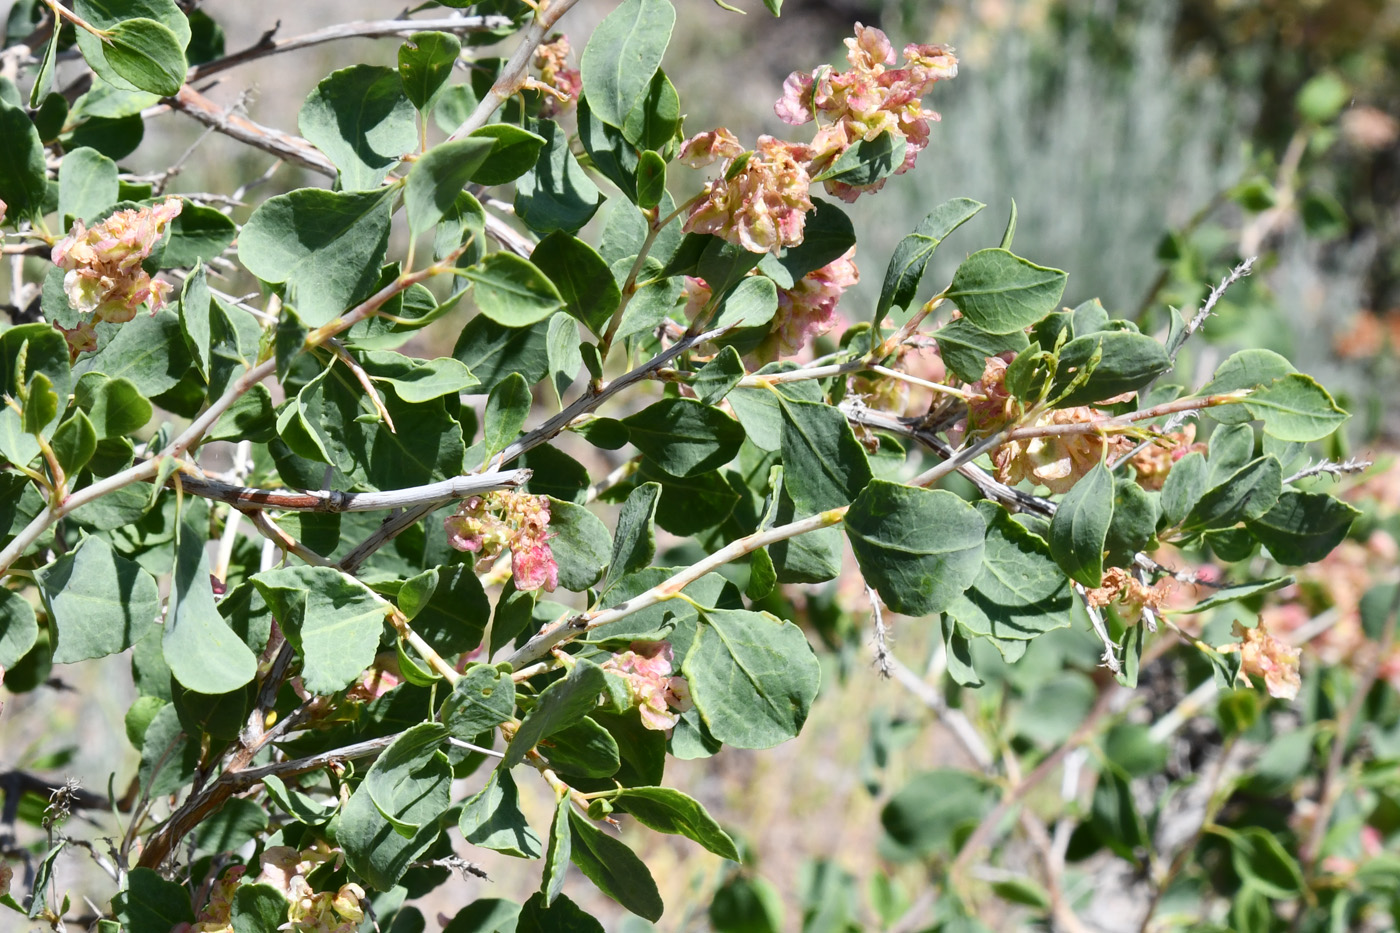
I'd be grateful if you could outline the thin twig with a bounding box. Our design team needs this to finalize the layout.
[447,0,585,141]
[186,16,512,83]
[1282,457,1372,485]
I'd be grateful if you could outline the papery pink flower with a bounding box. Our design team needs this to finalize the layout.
[186,865,245,933]
[763,246,859,360]
[444,490,558,592]
[678,128,745,168]
[51,197,182,356]
[532,34,580,116]
[774,24,957,202]
[682,134,814,254]
[603,642,688,731]
[1219,619,1302,700]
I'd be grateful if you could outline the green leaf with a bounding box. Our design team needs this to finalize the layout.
[483,372,531,459]
[1246,490,1359,565]
[154,201,235,269]
[299,64,417,190]
[29,22,60,107]
[874,198,984,331]
[453,314,551,394]
[405,137,496,235]
[2,323,73,402]
[165,520,258,693]
[710,876,783,933]
[1228,827,1304,899]
[72,306,191,397]
[778,396,873,512]
[470,123,548,185]
[1158,450,1206,531]
[712,276,778,334]
[361,350,478,402]
[694,346,745,406]
[0,587,38,670]
[602,482,661,593]
[579,0,676,129]
[340,741,450,890]
[635,150,667,210]
[112,868,195,933]
[74,0,191,90]
[252,566,390,695]
[540,717,620,777]
[262,774,336,826]
[546,312,583,401]
[230,884,289,933]
[548,498,612,592]
[1181,457,1282,533]
[515,119,603,234]
[531,232,621,336]
[846,480,987,615]
[39,535,159,663]
[21,372,59,437]
[947,249,1068,335]
[195,798,268,857]
[398,564,490,656]
[1048,462,1115,587]
[399,31,461,111]
[137,702,199,797]
[238,187,394,328]
[444,899,521,933]
[178,261,214,381]
[683,606,820,749]
[778,198,855,282]
[613,787,739,860]
[622,69,681,150]
[1201,348,1296,425]
[465,252,565,327]
[102,18,187,97]
[622,397,745,477]
[0,100,48,223]
[442,663,516,739]
[1242,373,1349,442]
[881,770,996,858]
[460,769,543,859]
[1104,475,1158,567]
[1174,576,1295,613]
[933,318,1029,383]
[567,809,664,921]
[1090,763,1148,858]
[518,893,605,933]
[1050,331,1171,407]
[58,147,118,223]
[812,131,906,187]
[503,658,608,768]
[365,722,448,834]
[947,504,1073,641]
[542,796,571,904]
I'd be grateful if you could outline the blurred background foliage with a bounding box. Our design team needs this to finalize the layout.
[2,0,1399,930]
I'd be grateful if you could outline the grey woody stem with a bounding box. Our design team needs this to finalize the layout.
[177,468,531,513]
[447,0,584,141]
[506,508,847,669]
[186,16,513,83]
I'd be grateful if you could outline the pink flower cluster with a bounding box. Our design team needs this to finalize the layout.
[50,196,182,356]
[444,490,558,592]
[1219,619,1302,700]
[680,130,815,254]
[174,843,364,933]
[676,24,955,255]
[776,23,958,202]
[602,641,690,731]
[680,248,859,363]
[531,34,581,117]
